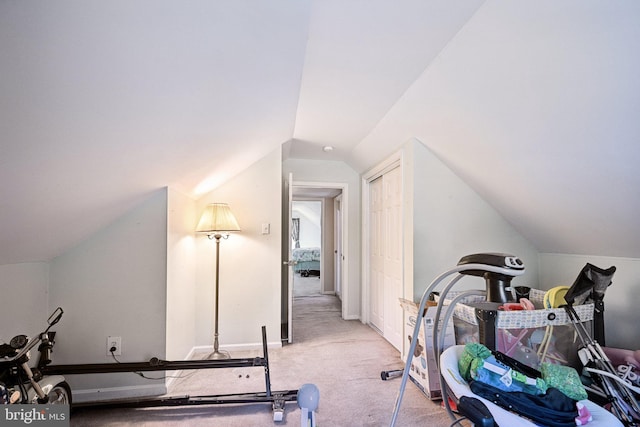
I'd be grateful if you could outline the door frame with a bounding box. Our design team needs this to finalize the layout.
[290,181,349,321]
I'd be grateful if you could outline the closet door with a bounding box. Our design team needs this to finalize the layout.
[368,165,403,351]
[382,166,403,350]
[369,176,385,332]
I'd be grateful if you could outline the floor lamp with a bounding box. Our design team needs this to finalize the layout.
[196,203,241,360]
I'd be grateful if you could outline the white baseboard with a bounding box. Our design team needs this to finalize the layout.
[74,342,283,400]
[72,384,167,403]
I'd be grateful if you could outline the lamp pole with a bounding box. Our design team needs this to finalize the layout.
[210,233,229,359]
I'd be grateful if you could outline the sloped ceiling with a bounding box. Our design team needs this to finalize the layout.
[1,1,639,265]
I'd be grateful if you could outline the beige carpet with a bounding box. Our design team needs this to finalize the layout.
[70,291,456,426]
[293,273,322,297]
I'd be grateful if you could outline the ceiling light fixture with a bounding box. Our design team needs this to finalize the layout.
[322,146,334,152]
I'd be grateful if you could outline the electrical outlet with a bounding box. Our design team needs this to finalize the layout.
[107,336,121,356]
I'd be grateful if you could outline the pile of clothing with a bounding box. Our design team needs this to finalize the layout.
[459,342,591,427]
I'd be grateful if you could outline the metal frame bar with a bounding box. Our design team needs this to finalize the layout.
[43,357,267,375]
[42,326,299,417]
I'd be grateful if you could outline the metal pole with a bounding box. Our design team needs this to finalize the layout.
[211,234,229,359]
[262,326,272,398]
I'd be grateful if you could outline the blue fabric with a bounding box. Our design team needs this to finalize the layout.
[474,362,546,396]
[470,380,578,427]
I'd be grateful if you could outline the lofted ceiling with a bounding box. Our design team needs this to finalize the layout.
[1,1,639,265]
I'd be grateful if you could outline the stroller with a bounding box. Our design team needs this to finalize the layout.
[563,263,640,426]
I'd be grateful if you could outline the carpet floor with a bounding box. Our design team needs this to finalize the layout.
[70,281,456,426]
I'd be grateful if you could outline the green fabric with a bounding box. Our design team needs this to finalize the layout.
[535,377,548,393]
[458,343,492,381]
[541,362,588,401]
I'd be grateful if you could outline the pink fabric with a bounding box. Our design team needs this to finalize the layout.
[603,347,640,370]
[498,298,535,311]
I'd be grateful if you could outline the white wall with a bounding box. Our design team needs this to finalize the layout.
[401,139,640,354]
[406,139,540,299]
[292,200,321,248]
[0,262,49,342]
[283,158,361,319]
[539,253,640,350]
[166,188,197,360]
[195,148,282,349]
[48,189,168,400]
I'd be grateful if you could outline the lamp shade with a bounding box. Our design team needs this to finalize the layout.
[196,203,241,233]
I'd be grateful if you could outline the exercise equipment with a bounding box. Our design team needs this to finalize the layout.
[297,383,319,427]
[380,369,403,381]
[43,326,303,423]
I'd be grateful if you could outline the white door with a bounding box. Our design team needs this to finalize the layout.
[369,176,385,332]
[368,166,403,350]
[285,173,294,343]
[334,195,343,299]
[382,166,403,350]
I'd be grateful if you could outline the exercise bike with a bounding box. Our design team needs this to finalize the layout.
[0,307,71,405]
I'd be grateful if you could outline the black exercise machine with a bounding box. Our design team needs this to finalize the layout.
[42,326,299,422]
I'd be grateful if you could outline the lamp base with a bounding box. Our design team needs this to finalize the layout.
[208,350,230,360]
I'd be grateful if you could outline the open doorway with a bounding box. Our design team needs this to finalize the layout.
[282,182,346,344]
[291,200,322,298]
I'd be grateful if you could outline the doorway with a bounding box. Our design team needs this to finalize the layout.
[282,181,347,344]
[291,200,322,297]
